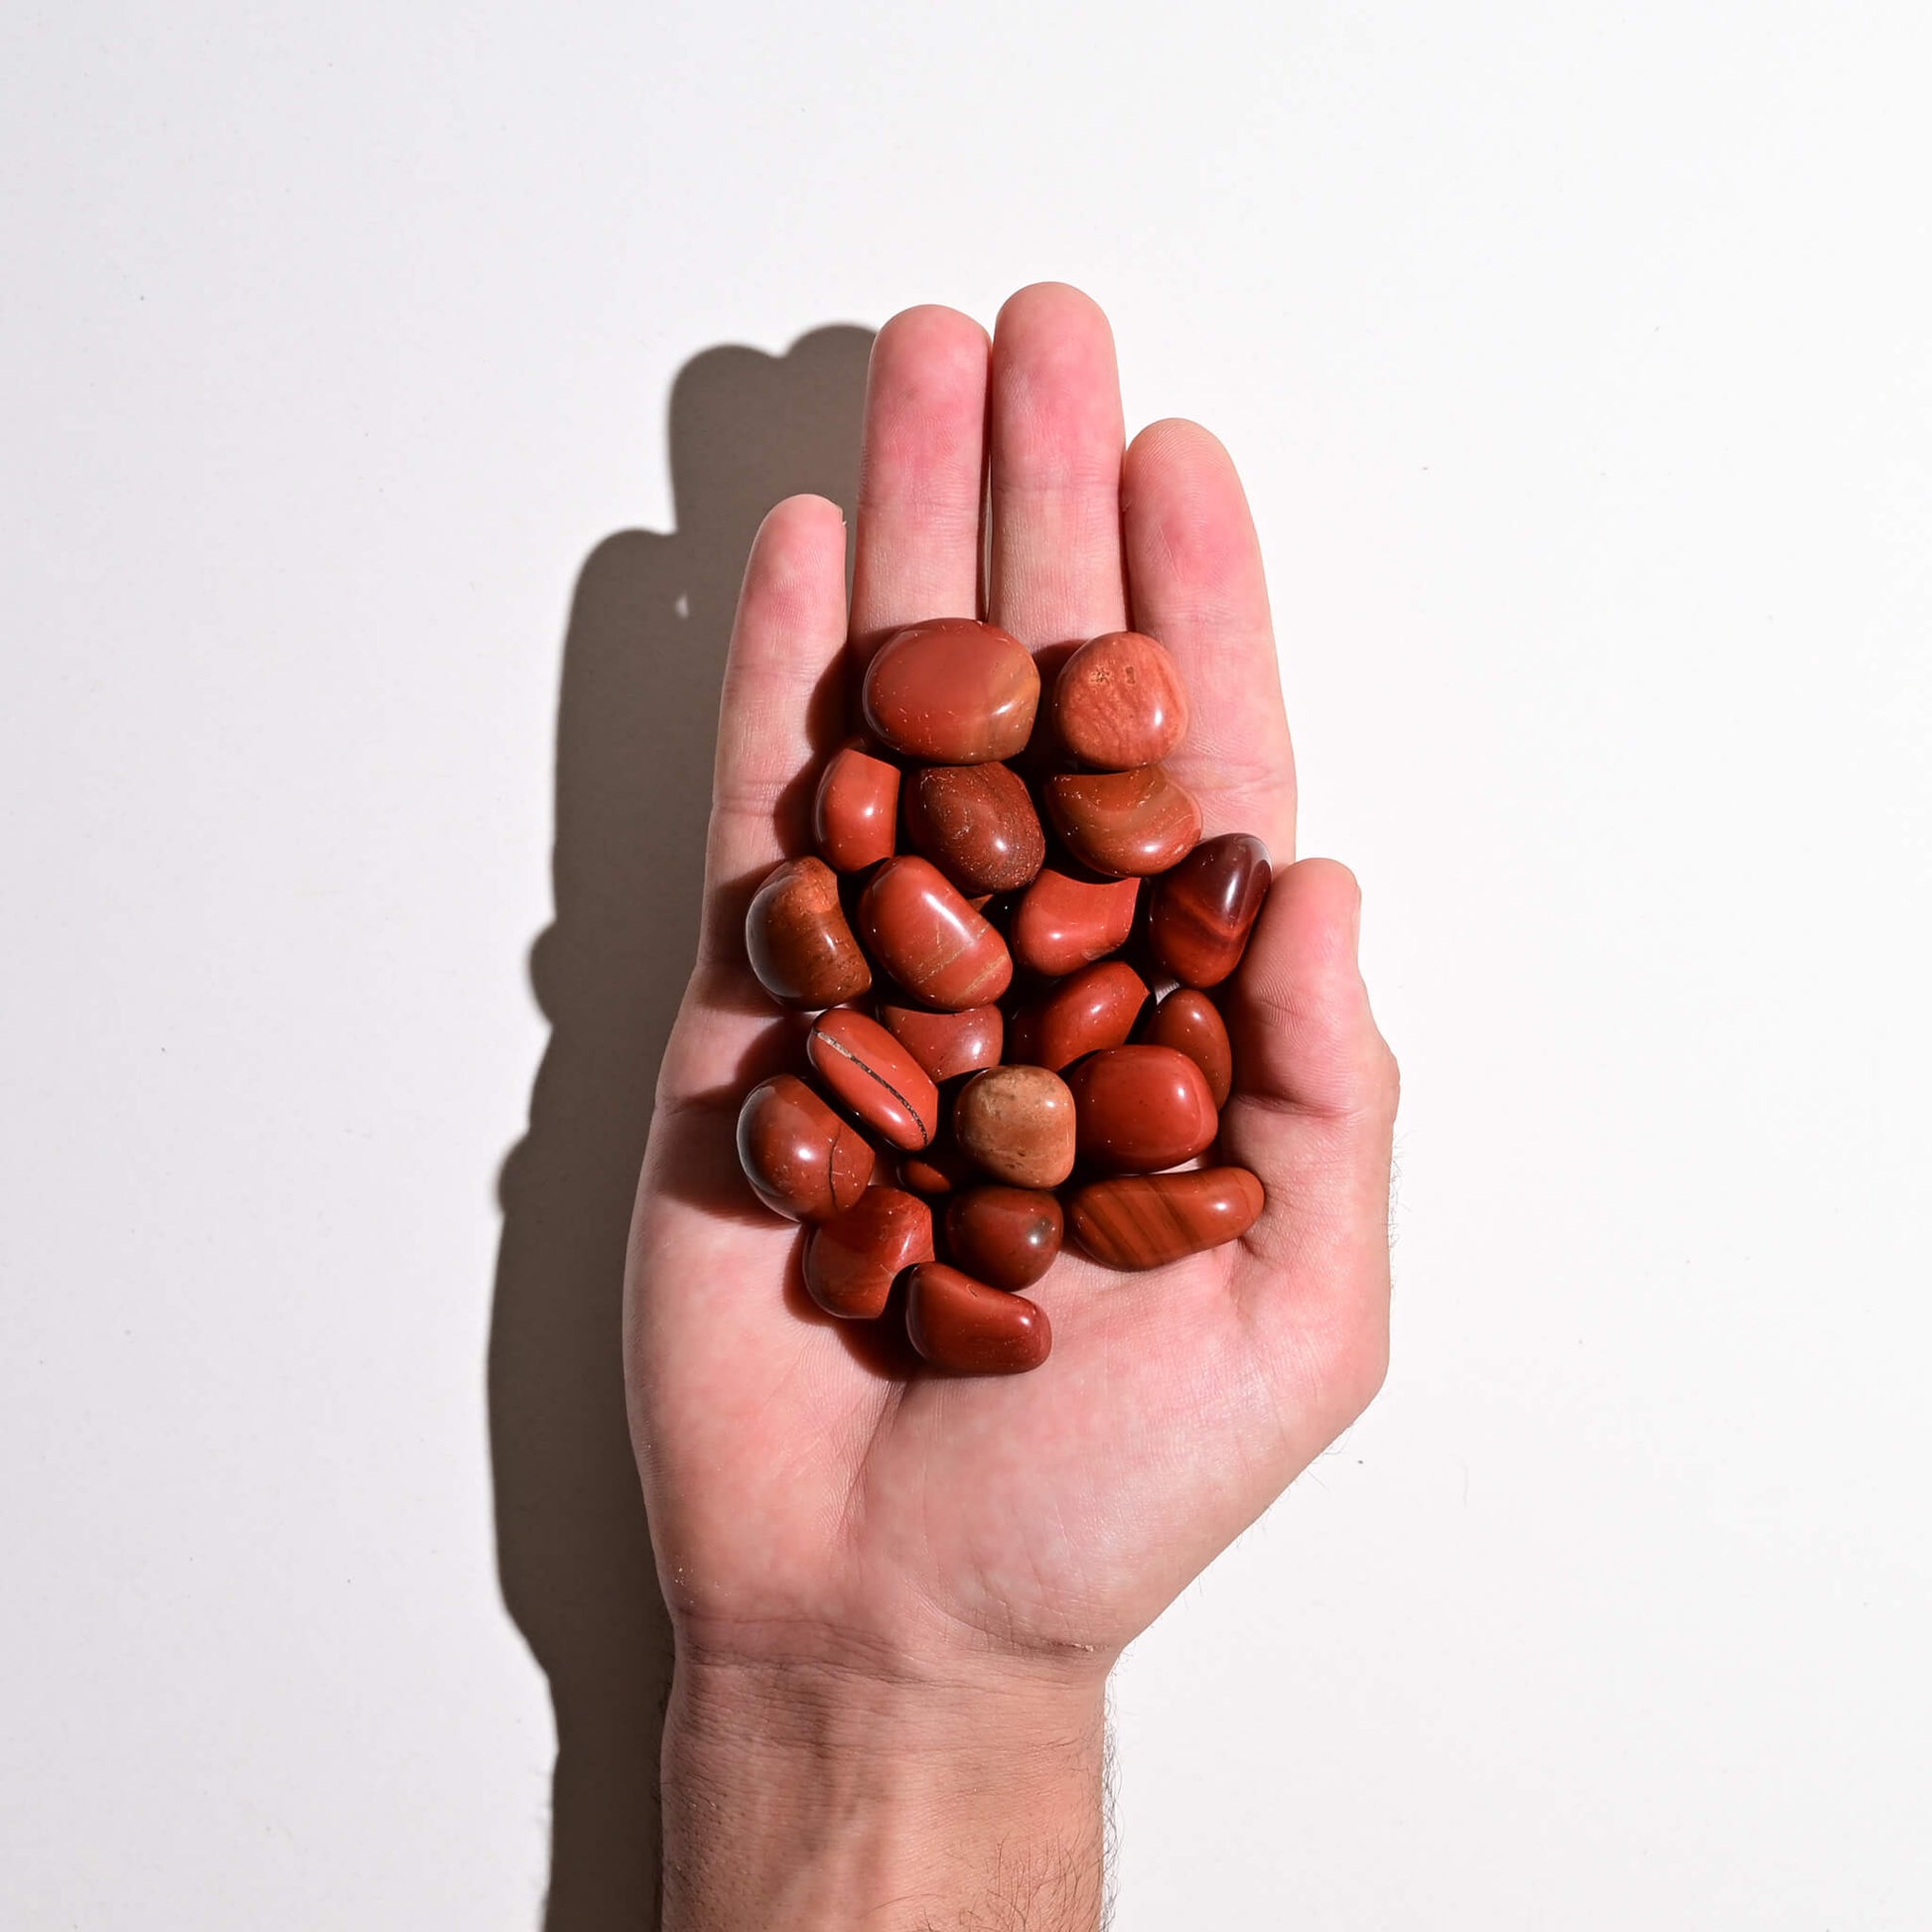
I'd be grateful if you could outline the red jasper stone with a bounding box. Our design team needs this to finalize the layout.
[1044,765,1203,878]
[812,741,900,873]
[736,1074,876,1221]
[904,1264,1052,1375]
[1148,834,1272,987]
[1050,630,1190,769]
[1067,1167,1265,1270]
[803,1187,935,1317]
[952,1064,1077,1189]
[902,761,1045,895]
[1013,960,1149,1073]
[744,856,874,1010]
[1139,988,1233,1107]
[857,856,1013,1011]
[897,1138,981,1197]
[943,1185,1063,1291]
[806,1008,941,1152]
[877,1003,1004,1084]
[1008,869,1141,978]
[861,618,1039,764]
[1066,1045,1217,1173]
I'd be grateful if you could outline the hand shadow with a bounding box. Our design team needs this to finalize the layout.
[488,324,874,1931]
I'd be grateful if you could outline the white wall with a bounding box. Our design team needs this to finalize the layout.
[4,3,1928,1926]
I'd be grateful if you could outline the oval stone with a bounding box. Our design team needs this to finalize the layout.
[1008,869,1141,978]
[744,856,873,1010]
[904,1264,1052,1375]
[1140,988,1233,1107]
[952,1064,1077,1189]
[861,618,1039,763]
[803,1187,935,1317]
[1012,960,1149,1072]
[1066,1045,1217,1173]
[902,761,1045,895]
[1044,765,1203,878]
[806,1007,941,1152]
[1067,1168,1265,1270]
[812,741,900,873]
[877,1003,1004,1084]
[943,1186,1063,1291]
[736,1074,876,1221]
[1148,833,1272,987]
[1050,630,1190,768]
[857,856,1013,1011]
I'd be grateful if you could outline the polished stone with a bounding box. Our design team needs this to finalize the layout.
[1148,833,1271,987]
[902,761,1045,895]
[904,1263,1051,1375]
[1139,988,1233,1107]
[1007,868,1141,978]
[861,618,1039,763]
[803,1187,935,1317]
[1050,629,1189,769]
[736,1074,876,1221]
[877,1002,1004,1084]
[806,1007,940,1152]
[1066,1167,1264,1270]
[744,856,873,1010]
[1066,1044,1218,1173]
[952,1064,1077,1188]
[1044,764,1203,877]
[857,856,1013,1011]
[812,740,900,873]
[943,1185,1063,1291]
[1009,960,1149,1072]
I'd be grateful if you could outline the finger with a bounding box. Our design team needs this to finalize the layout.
[987,283,1128,648]
[1220,859,1397,1417]
[694,492,850,966]
[850,306,990,652]
[1122,418,1295,859]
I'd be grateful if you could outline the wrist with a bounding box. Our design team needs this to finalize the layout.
[661,1644,1110,1931]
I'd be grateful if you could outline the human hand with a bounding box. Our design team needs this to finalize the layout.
[626,284,1397,1929]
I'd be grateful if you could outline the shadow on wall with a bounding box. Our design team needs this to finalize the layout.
[488,324,875,1932]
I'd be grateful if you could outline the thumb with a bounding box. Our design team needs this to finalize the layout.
[1219,858,1398,1430]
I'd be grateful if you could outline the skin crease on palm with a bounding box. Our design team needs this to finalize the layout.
[624,286,1397,1735]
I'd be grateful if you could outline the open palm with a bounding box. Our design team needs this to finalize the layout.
[625,285,1397,1686]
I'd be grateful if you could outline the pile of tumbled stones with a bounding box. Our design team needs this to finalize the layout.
[735,618,1270,1375]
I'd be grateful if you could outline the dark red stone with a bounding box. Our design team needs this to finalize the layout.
[1148,834,1271,987]
[904,1263,1051,1374]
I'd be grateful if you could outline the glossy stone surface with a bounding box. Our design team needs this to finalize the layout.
[1013,960,1149,1072]
[857,856,1013,1011]
[952,1064,1077,1188]
[803,1187,935,1317]
[904,1263,1052,1375]
[902,761,1045,895]
[1066,1045,1217,1173]
[1067,1167,1265,1270]
[744,856,873,1010]
[806,1008,940,1152]
[861,618,1040,764]
[1050,630,1190,769]
[812,741,900,873]
[736,1074,876,1221]
[1140,988,1233,1107]
[1008,868,1141,978]
[1148,833,1272,987]
[943,1185,1063,1291]
[878,1003,1004,1084]
[897,1138,981,1197]
[1044,765,1203,878]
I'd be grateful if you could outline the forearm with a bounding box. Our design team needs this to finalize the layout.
[661,1650,1109,1931]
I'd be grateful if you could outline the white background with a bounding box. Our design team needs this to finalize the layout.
[4,2,1929,1926]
